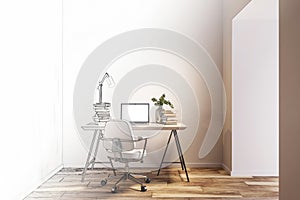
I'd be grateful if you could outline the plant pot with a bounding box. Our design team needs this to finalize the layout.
[155,106,165,124]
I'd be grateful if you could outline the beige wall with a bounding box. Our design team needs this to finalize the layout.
[63,0,225,167]
[222,0,251,171]
[279,1,300,199]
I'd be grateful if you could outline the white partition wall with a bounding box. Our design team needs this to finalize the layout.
[0,1,63,199]
[232,0,279,176]
[222,0,251,173]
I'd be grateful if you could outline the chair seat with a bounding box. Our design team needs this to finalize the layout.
[107,149,146,161]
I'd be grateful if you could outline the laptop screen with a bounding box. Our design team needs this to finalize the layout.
[120,103,149,123]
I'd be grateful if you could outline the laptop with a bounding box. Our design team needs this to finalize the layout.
[120,103,149,124]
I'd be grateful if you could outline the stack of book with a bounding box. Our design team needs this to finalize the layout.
[92,102,111,125]
[162,110,177,125]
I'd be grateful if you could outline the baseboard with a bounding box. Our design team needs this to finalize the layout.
[230,170,279,177]
[63,164,86,168]
[20,164,63,200]
[221,164,278,177]
[185,162,222,168]
[221,163,232,175]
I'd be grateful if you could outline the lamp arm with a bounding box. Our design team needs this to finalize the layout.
[99,72,109,85]
[98,73,110,103]
[98,84,103,103]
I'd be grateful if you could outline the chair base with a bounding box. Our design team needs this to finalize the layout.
[101,172,150,193]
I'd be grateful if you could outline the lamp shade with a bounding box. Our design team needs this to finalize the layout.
[106,75,115,88]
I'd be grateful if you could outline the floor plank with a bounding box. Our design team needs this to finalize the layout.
[24,168,278,200]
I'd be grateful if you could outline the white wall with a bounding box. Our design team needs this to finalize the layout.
[232,0,278,176]
[222,0,251,172]
[63,0,224,167]
[0,1,63,199]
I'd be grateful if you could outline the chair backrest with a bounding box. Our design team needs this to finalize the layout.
[103,119,135,152]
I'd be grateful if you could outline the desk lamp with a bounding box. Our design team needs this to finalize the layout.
[97,72,115,103]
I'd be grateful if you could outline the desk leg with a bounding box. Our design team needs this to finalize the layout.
[91,130,102,169]
[81,130,98,182]
[173,130,189,182]
[173,130,184,170]
[157,131,172,176]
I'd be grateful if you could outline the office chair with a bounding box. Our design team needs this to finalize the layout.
[100,119,150,193]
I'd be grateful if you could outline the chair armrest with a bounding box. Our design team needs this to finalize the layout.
[102,137,145,142]
[133,136,147,141]
[101,136,148,161]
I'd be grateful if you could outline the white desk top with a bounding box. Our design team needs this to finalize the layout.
[131,123,186,131]
[82,122,186,131]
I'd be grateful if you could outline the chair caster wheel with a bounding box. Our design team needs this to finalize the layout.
[141,185,147,192]
[111,185,118,193]
[145,177,151,183]
[100,179,107,186]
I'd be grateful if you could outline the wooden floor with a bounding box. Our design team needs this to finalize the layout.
[25,168,278,200]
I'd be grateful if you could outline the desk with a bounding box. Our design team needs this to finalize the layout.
[81,122,189,182]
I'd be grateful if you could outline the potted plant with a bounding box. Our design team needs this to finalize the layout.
[151,94,174,123]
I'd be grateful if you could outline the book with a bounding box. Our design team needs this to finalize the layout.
[93,102,111,107]
[95,110,110,114]
[162,110,175,114]
[164,113,176,117]
[165,121,177,125]
[161,109,178,125]
[166,117,177,121]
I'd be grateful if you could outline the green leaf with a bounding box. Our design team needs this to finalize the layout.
[152,93,174,108]
[151,98,157,102]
